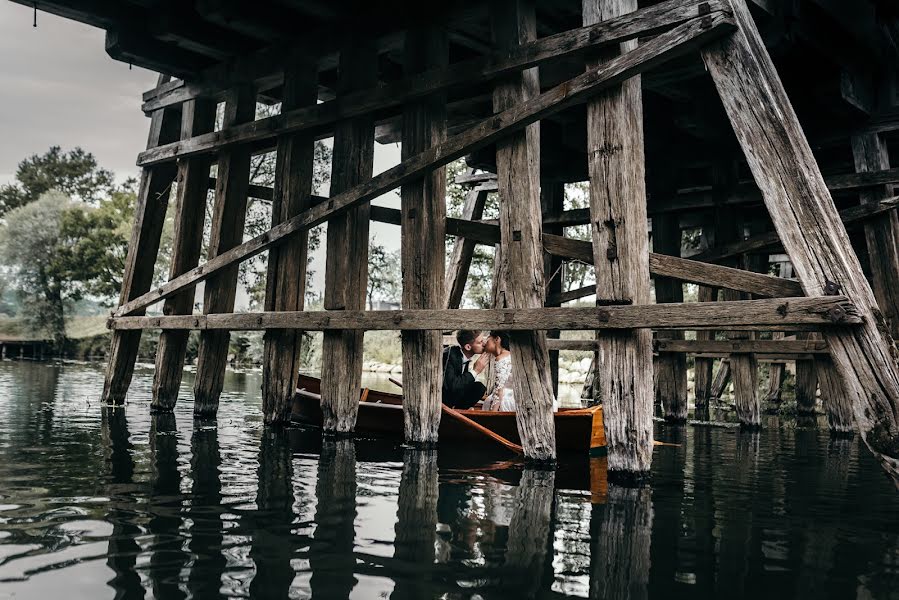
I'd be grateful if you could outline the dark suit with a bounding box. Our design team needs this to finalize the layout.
[442,346,486,409]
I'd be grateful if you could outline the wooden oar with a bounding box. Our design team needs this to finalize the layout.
[388,377,524,455]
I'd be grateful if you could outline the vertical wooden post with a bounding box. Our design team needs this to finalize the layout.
[542,183,565,397]
[583,0,653,478]
[193,85,255,417]
[102,75,180,405]
[401,26,448,445]
[491,0,557,462]
[261,58,318,425]
[852,133,899,339]
[703,0,899,482]
[652,213,688,422]
[816,355,854,435]
[320,40,376,434]
[765,332,786,403]
[693,285,718,410]
[151,98,216,412]
[795,332,819,414]
[445,184,488,309]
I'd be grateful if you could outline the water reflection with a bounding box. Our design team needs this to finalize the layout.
[1,362,899,599]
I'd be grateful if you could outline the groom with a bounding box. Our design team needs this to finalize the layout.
[442,330,488,409]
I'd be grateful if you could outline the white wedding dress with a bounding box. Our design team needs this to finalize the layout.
[483,354,516,412]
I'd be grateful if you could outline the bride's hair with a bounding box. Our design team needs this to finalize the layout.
[488,330,511,351]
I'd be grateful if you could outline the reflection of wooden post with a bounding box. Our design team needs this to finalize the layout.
[261,60,317,424]
[152,98,216,412]
[504,468,555,594]
[703,0,899,482]
[311,438,357,598]
[193,85,255,417]
[590,485,653,599]
[401,27,448,445]
[320,41,376,434]
[102,76,180,405]
[795,333,819,415]
[393,449,438,599]
[148,414,187,599]
[653,212,687,422]
[583,0,653,478]
[817,355,853,435]
[187,420,225,597]
[491,0,556,462]
[543,183,565,397]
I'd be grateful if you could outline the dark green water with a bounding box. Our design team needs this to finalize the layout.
[0,360,897,599]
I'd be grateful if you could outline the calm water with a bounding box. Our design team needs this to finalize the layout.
[0,360,898,599]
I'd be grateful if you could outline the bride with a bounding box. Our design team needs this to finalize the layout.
[482,330,516,412]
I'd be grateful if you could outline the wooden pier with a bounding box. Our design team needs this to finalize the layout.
[21,0,899,483]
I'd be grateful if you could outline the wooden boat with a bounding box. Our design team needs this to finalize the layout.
[292,375,606,455]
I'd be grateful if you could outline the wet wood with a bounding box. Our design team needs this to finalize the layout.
[704,0,899,483]
[796,333,819,415]
[401,27,448,445]
[852,133,899,339]
[111,296,860,332]
[261,59,317,425]
[320,40,376,435]
[653,212,687,422]
[817,355,854,434]
[491,0,557,463]
[101,75,180,406]
[114,14,735,319]
[151,98,216,413]
[193,85,255,417]
[585,0,653,479]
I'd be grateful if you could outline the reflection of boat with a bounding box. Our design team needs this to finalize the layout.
[292,375,606,455]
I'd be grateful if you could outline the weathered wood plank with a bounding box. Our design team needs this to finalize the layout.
[817,355,854,434]
[114,13,736,319]
[731,353,759,427]
[137,0,728,159]
[795,331,820,415]
[694,285,718,409]
[704,0,899,483]
[655,339,829,354]
[261,59,318,425]
[101,74,180,406]
[109,295,859,331]
[445,185,488,309]
[320,40,377,435]
[543,183,566,396]
[401,26,448,445]
[151,98,217,412]
[192,85,255,417]
[492,0,556,463]
[652,212,687,423]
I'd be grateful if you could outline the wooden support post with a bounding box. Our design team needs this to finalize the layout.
[764,332,786,403]
[320,40,376,434]
[704,0,899,482]
[584,0,654,478]
[817,355,854,435]
[261,58,317,425]
[192,85,255,417]
[445,184,489,309]
[492,0,557,462]
[710,359,731,402]
[852,133,899,339]
[652,213,688,422]
[151,98,216,412]
[693,285,718,409]
[795,332,819,414]
[101,74,180,405]
[401,26,448,445]
[543,183,566,397]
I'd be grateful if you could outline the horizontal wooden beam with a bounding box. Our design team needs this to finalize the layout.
[655,339,830,354]
[109,296,859,332]
[114,15,734,319]
[136,4,732,167]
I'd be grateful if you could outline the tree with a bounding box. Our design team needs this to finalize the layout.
[0,146,117,216]
[367,239,400,308]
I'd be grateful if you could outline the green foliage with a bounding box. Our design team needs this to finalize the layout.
[0,146,117,216]
[368,238,401,307]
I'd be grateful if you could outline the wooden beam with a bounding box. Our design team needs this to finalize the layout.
[114,14,736,319]
[655,339,829,354]
[109,296,860,332]
[652,211,687,423]
[703,0,899,482]
[445,185,488,309]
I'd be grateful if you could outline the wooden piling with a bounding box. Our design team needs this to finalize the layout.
[261,58,317,425]
[816,355,854,435]
[320,40,376,434]
[652,212,687,422]
[693,285,718,410]
[192,85,255,417]
[583,0,654,478]
[401,26,448,445]
[102,78,180,405]
[491,0,557,462]
[795,333,819,415]
[703,0,899,482]
[151,98,216,412]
